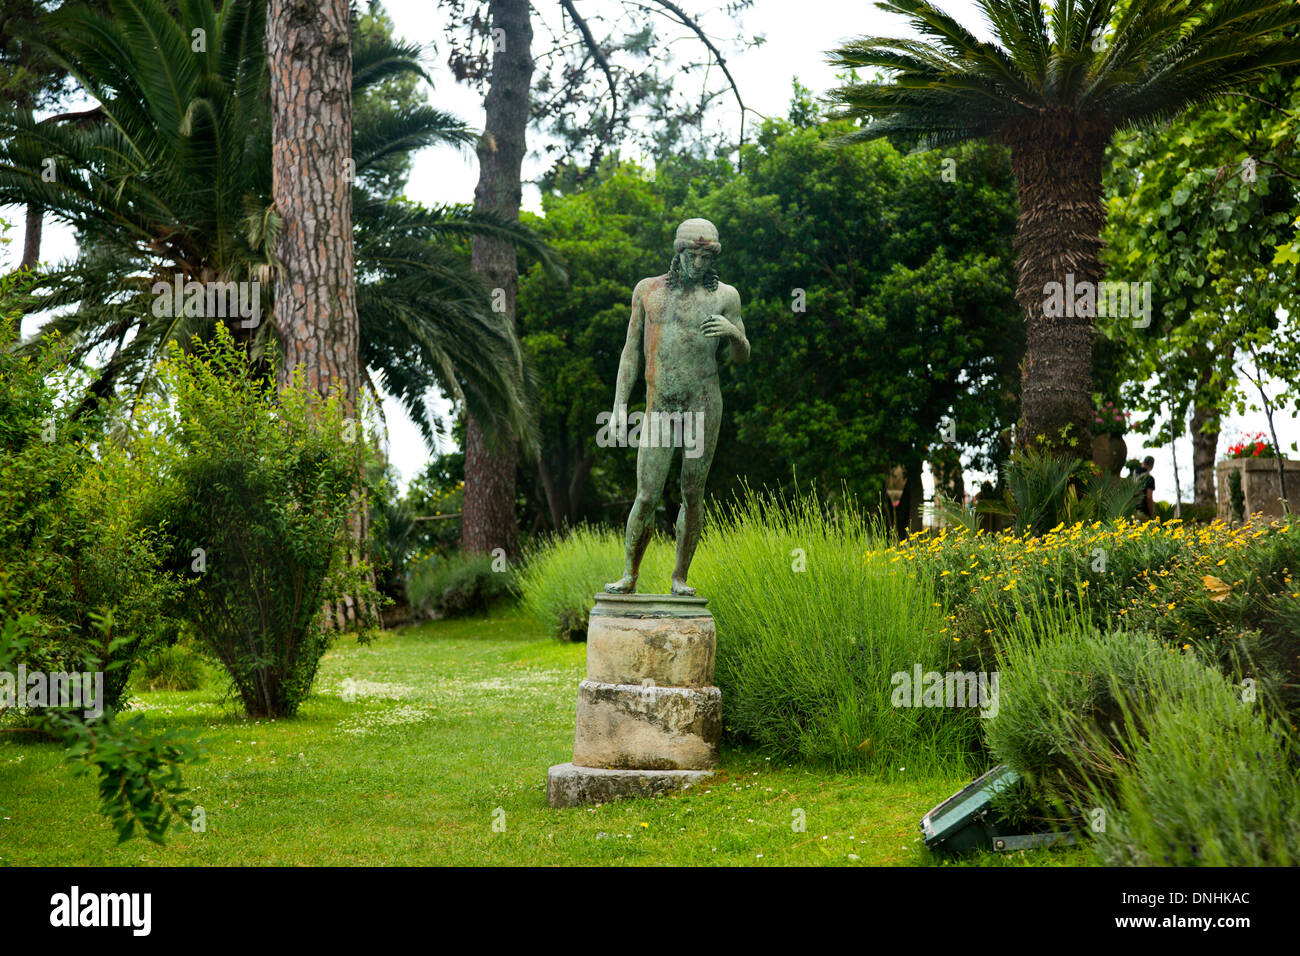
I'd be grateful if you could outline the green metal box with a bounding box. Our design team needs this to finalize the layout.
[920,764,1076,855]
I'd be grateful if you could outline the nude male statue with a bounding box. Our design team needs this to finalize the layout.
[604,218,750,596]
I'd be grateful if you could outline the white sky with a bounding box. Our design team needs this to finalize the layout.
[3,0,1295,503]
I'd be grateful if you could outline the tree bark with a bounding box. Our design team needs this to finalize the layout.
[268,0,357,407]
[1191,397,1219,510]
[460,0,533,558]
[1005,120,1110,457]
[267,0,369,626]
[21,203,41,270]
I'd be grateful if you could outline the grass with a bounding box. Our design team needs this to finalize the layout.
[0,605,1085,866]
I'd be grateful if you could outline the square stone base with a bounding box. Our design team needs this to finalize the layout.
[546,762,712,808]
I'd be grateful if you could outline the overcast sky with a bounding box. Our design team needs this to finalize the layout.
[3,0,1295,504]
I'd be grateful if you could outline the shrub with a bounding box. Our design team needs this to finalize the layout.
[408,552,514,619]
[1084,675,1300,866]
[517,525,648,639]
[135,642,206,693]
[891,515,1300,723]
[986,611,1211,801]
[988,608,1300,864]
[974,450,1142,535]
[519,491,983,771]
[134,328,377,718]
[0,302,175,711]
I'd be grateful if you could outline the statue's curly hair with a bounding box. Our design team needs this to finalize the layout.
[666,252,719,291]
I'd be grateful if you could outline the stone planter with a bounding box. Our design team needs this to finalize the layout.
[1091,432,1127,476]
[547,593,720,807]
[1216,457,1300,521]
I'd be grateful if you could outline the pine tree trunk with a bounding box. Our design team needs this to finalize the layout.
[1005,121,1110,456]
[461,0,533,558]
[267,0,370,627]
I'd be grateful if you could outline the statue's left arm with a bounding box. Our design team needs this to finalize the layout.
[702,287,749,364]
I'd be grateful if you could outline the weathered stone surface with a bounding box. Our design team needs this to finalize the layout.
[587,599,716,687]
[1216,458,1300,520]
[546,762,712,808]
[573,679,721,770]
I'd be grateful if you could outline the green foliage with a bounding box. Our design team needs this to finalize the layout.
[519,491,983,771]
[400,452,465,560]
[1101,64,1300,447]
[977,450,1141,536]
[51,704,198,845]
[518,525,638,640]
[135,642,206,693]
[0,288,175,710]
[133,327,377,717]
[1082,672,1300,866]
[1,0,545,453]
[894,514,1300,725]
[1229,467,1245,522]
[828,0,1300,150]
[2,609,198,844]
[407,552,514,620]
[986,613,1206,801]
[698,122,1022,502]
[986,609,1300,865]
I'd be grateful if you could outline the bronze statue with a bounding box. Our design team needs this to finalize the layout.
[604,218,749,596]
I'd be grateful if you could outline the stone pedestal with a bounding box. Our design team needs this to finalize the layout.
[547,593,719,807]
[1216,458,1300,521]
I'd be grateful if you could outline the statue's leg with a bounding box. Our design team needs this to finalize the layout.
[605,438,674,593]
[672,398,721,596]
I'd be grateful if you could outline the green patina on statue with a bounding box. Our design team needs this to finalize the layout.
[604,218,750,596]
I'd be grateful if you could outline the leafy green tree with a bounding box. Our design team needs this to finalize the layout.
[517,165,669,530]
[829,0,1300,456]
[696,112,1022,531]
[1101,66,1300,506]
[516,99,1023,535]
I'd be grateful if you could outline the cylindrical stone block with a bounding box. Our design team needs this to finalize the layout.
[587,593,715,687]
[572,678,721,771]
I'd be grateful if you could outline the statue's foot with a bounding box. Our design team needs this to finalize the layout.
[604,576,637,594]
[670,578,696,596]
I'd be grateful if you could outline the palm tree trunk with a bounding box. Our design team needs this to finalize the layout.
[461,0,533,559]
[1006,121,1110,456]
[267,0,370,627]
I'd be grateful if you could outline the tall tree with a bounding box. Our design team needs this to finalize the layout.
[460,0,534,558]
[267,0,358,408]
[1101,64,1300,507]
[829,0,1300,457]
[266,0,364,626]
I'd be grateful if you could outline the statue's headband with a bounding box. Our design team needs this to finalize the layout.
[673,219,720,256]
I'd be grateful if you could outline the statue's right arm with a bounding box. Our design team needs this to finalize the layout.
[612,281,646,414]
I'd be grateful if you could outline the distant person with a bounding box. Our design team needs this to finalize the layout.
[1138,455,1156,518]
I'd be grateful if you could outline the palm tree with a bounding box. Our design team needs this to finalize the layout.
[0,0,548,448]
[829,0,1300,454]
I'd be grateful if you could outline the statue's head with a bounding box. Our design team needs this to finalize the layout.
[668,218,720,290]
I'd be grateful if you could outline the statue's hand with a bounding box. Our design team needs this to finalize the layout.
[701,314,738,339]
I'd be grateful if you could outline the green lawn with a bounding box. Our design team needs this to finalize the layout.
[0,607,1087,866]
